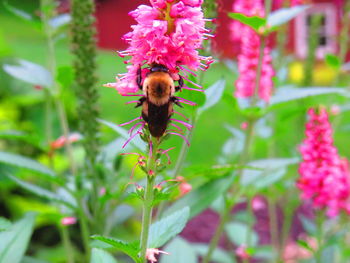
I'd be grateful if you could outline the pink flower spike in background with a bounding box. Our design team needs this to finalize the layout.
[146,248,169,263]
[231,0,275,102]
[298,107,350,217]
[61,217,77,226]
[105,0,213,95]
[235,244,250,260]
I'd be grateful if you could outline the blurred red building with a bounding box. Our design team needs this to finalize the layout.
[94,0,348,59]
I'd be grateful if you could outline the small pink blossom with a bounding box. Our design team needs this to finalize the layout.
[34,85,43,90]
[231,0,275,102]
[146,248,169,263]
[50,132,82,150]
[298,108,350,217]
[252,195,266,211]
[330,105,341,116]
[283,236,317,263]
[107,0,212,95]
[61,217,77,226]
[176,176,192,197]
[235,245,250,260]
[240,122,248,130]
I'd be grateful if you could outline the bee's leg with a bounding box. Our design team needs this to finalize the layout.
[175,75,184,92]
[171,96,183,108]
[135,97,146,108]
[136,66,142,90]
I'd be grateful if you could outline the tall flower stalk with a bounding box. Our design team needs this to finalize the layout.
[71,0,100,179]
[106,0,212,262]
[39,0,75,261]
[204,0,274,261]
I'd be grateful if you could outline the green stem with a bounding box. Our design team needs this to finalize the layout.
[139,137,159,262]
[59,226,75,263]
[315,211,324,263]
[78,201,91,261]
[203,117,256,263]
[202,199,231,263]
[335,0,350,86]
[268,197,279,253]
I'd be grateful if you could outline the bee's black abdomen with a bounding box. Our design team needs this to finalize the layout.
[143,101,171,138]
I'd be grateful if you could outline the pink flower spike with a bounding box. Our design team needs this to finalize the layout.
[146,248,170,263]
[119,116,142,127]
[167,132,190,146]
[61,217,77,226]
[298,107,350,217]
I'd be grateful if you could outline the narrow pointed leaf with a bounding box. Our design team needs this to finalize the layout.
[0,213,36,263]
[6,174,75,208]
[0,151,61,184]
[228,13,266,32]
[198,79,226,115]
[3,59,53,87]
[267,5,310,29]
[270,87,349,106]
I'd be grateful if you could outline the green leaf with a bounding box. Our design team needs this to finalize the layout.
[241,158,298,189]
[0,213,36,263]
[3,59,53,87]
[228,13,266,32]
[5,174,75,208]
[3,1,36,22]
[0,131,43,150]
[325,54,341,69]
[21,256,50,263]
[267,5,310,30]
[0,217,12,231]
[226,222,259,246]
[91,248,118,263]
[0,151,59,181]
[193,244,236,263]
[297,240,314,252]
[198,79,226,115]
[57,66,74,88]
[270,87,349,106]
[91,236,139,263]
[160,237,196,263]
[98,119,146,152]
[149,207,190,248]
[164,175,234,219]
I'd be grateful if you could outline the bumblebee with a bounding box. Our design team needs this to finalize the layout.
[136,64,183,138]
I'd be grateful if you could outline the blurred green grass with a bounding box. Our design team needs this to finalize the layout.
[0,5,238,167]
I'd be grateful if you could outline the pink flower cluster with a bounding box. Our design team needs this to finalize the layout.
[298,108,350,217]
[231,0,274,102]
[105,0,212,95]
